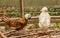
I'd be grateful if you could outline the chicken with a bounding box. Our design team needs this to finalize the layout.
[39,7,50,31]
[2,14,31,30]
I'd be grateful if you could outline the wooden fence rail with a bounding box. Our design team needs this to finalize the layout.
[29,16,60,24]
[0,16,60,24]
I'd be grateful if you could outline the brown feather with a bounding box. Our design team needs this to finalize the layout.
[2,16,28,30]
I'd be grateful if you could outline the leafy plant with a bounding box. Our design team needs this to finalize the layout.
[51,23,60,28]
[35,23,40,28]
[4,25,10,30]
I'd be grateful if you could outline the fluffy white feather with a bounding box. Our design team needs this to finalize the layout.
[39,7,50,27]
[41,7,48,12]
[25,14,31,19]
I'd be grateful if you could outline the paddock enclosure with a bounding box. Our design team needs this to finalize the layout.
[0,0,60,38]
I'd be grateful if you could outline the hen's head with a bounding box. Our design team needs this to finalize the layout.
[25,14,31,19]
[41,7,48,12]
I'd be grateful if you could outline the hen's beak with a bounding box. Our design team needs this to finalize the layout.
[45,10,48,12]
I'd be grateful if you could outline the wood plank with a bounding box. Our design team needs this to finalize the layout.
[0,16,60,24]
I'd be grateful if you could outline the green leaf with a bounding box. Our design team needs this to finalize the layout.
[4,25,10,30]
[35,23,40,28]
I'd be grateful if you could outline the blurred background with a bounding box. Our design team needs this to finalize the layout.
[0,0,60,17]
[0,0,60,26]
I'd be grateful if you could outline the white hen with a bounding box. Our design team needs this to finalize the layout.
[39,7,50,28]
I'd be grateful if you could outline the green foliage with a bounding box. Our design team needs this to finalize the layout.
[35,23,40,28]
[4,25,10,30]
[49,12,60,16]
[0,7,20,17]
[24,7,60,16]
[51,23,60,28]
[24,24,30,29]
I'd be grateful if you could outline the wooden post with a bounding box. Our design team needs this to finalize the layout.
[20,0,24,17]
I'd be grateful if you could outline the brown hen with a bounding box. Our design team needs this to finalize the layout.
[2,14,31,30]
